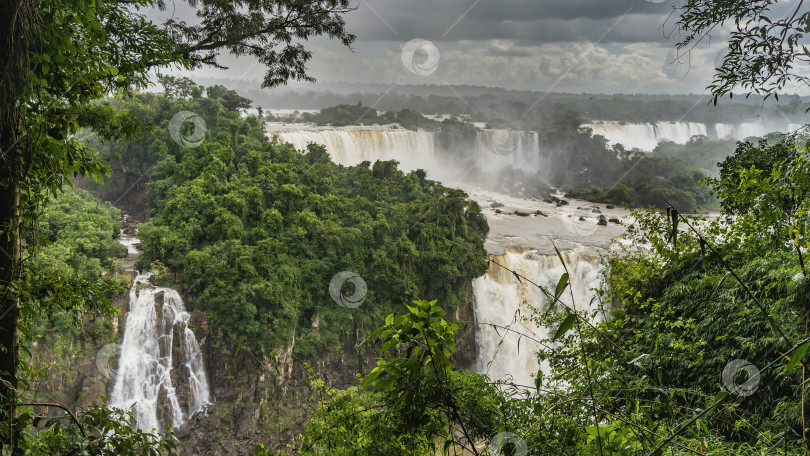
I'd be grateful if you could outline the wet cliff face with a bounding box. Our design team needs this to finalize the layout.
[175,318,364,454]
[26,291,128,419]
[174,294,479,455]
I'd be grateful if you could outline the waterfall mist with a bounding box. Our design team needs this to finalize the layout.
[582,121,707,151]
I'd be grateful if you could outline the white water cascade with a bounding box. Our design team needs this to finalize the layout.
[474,130,544,171]
[584,120,807,151]
[109,273,211,431]
[271,129,440,174]
[582,121,707,151]
[472,248,605,387]
[714,122,805,140]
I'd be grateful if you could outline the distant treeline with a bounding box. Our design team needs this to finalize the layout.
[242,87,807,125]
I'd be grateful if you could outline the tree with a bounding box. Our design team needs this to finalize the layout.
[300,301,508,455]
[157,75,203,99]
[0,0,355,447]
[206,84,253,111]
[672,0,810,102]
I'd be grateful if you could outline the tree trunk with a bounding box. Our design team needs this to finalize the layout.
[0,0,32,443]
[0,177,20,426]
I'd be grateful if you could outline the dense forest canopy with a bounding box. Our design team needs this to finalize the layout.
[85,92,489,358]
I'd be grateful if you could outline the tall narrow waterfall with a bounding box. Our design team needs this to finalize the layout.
[472,247,605,387]
[271,129,438,174]
[109,273,211,431]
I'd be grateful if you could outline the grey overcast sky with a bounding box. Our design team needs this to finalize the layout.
[163,0,807,94]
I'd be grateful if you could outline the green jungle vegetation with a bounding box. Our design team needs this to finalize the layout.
[86,89,489,358]
[293,132,810,455]
[27,186,128,349]
[2,0,810,453]
[11,82,808,455]
[37,84,810,456]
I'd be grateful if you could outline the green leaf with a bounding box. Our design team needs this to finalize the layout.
[554,272,569,299]
[373,377,393,392]
[671,209,679,246]
[704,391,729,417]
[708,271,731,300]
[785,340,810,375]
[553,312,577,341]
[443,438,453,454]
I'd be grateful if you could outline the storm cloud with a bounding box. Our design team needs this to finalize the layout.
[167,0,810,94]
[348,0,674,43]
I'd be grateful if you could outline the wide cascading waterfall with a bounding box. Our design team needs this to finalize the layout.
[109,273,211,431]
[582,121,707,151]
[584,120,805,150]
[472,247,605,387]
[474,130,543,171]
[271,129,439,174]
[714,122,805,140]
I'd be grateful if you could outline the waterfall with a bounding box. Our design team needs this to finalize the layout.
[109,273,211,431]
[582,121,707,151]
[472,247,605,387]
[713,123,737,140]
[474,130,543,171]
[583,120,806,150]
[271,127,547,182]
[271,129,439,174]
[714,122,805,140]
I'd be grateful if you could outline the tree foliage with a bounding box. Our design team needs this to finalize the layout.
[297,135,810,455]
[299,300,511,455]
[673,0,810,101]
[1,0,355,450]
[92,92,489,359]
[33,187,126,279]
